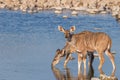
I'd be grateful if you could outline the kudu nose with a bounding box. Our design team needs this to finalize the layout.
[65,36,67,38]
[65,34,69,38]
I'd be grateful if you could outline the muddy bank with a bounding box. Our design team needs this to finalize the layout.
[0,0,120,20]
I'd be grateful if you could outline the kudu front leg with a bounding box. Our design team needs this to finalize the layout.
[64,53,71,68]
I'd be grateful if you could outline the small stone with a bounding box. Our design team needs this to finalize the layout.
[116,14,120,19]
[112,11,118,16]
[63,15,68,18]
[91,77,100,80]
[54,7,63,10]
[86,9,96,14]
[100,11,107,14]
[94,27,102,30]
[71,11,78,15]
[54,10,62,14]
[28,10,33,14]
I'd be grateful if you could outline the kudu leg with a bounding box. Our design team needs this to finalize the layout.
[87,52,94,80]
[98,52,105,75]
[64,53,71,68]
[88,52,94,67]
[87,63,94,80]
[83,56,87,76]
[105,50,116,76]
[78,53,83,74]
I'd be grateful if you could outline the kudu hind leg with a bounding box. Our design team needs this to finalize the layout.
[78,53,83,74]
[105,50,116,76]
[83,56,87,75]
[98,52,105,75]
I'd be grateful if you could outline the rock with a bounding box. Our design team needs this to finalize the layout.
[94,27,102,30]
[91,77,100,80]
[116,14,120,19]
[94,54,99,57]
[115,14,120,21]
[71,11,78,15]
[112,11,118,16]
[64,5,70,9]
[54,10,62,14]
[78,7,87,11]
[63,15,68,18]
[100,11,107,14]
[28,10,33,14]
[22,9,27,13]
[86,9,96,14]
[37,7,43,11]
[112,5,119,12]
[54,7,63,10]
[71,7,86,11]
[111,51,116,55]
[0,0,120,15]
[0,4,5,9]
[20,5,27,12]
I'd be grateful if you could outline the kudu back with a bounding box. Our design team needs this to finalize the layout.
[56,26,116,77]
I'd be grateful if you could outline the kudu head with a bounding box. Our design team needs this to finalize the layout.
[51,49,65,67]
[58,26,76,41]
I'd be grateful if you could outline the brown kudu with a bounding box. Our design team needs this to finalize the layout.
[51,41,95,67]
[52,26,116,77]
[52,40,95,76]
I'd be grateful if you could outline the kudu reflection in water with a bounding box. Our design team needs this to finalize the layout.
[51,64,94,80]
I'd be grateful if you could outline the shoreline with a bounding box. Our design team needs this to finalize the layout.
[0,0,120,20]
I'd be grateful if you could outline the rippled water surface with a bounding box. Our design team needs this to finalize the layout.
[0,10,120,80]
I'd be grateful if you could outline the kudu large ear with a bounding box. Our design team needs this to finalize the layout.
[58,26,65,33]
[70,26,76,32]
[56,49,60,52]
[55,49,61,55]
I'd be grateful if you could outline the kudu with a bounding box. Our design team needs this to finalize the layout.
[53,26,116,77]
[52,42,94,67]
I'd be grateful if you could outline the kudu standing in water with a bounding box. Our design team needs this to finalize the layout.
[52,42,94,67]
[52,37,95,75]
[53,26,116,77]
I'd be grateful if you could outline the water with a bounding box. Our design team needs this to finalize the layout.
[0,10,120,80]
